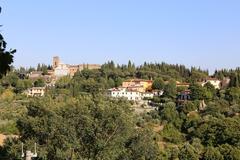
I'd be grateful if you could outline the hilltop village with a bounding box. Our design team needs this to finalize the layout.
[21,56,231,113]
[25,58,230,109]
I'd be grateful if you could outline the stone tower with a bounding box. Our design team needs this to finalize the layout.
[53,56,60,69]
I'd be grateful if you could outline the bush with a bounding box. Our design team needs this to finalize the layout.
[0,120,18,134]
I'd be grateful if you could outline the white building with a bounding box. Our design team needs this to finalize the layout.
[26,87,45,97]
[142,92,154,99]
[201,78,221,89]
[54,63,70,78]
[108,87,154,101]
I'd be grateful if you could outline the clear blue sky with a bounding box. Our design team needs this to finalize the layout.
[1,0,240,72]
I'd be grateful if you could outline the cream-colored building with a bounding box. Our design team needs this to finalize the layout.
[122,79,153,92]
[52,56,101,78]
[108,87,154,101]
[176,81,190,88]
[201,78,221,89]
[54,63,70,78]
[108,87,142,101]
[108,79,155,101]
[26,87,45,97]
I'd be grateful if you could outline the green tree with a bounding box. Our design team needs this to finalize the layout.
[180,101,198,114]
[2,96,145,160]
[218,144,240,160]
[194,117,240,146]
[0,14,16,78]
[0,138,22,160]
[115,77,123,87]
[204,82,216,96]
[160,102,182,129]
[1,72,19,87]
[14,80,25,93]
[122,129,160,160]
[179,143,199,160]
[161,123,185,144]
[225,87,240,104]
[191,138,204,155]
[34,78,45,87]
[229,73,240,87]
[108,78,115,88]
[0,88,15,102]
[163,80,177,99]
[203,147,223,160]
[55,76,71,89]
[152,78,164,90]
[189,83,207,100]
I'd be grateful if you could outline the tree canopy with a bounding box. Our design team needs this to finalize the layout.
[0,8,16,78]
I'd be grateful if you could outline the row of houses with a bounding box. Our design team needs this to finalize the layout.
[25,57,230,98]
[176,77,230,90]
[108,87,158,101]
[108,79,163,101]
[109,77,230,102]
[24,87,46,97]
[25,78,227,98]
[25,78,160,98]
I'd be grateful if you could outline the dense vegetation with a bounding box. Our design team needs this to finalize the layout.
[1,4,240,159]
[0,62,240,160]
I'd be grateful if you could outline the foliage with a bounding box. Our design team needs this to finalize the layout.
[160,102,182,129]
[189,83,207,100]
[1,58,240,159]
[0,96,160,159]
[178,143,200,160]
[0,34,16,79]
[193,116,240,146]
[161,124,185,144]
[34,78,45,87]
[0,89,15,102]
[121,129,160,160]
[55,76,71,89]
[203,147,224,160]
[163,80,177,99]
[152,78,164,90]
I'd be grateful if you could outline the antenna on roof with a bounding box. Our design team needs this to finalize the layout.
[21,143,24,158]
[21,142,38,160]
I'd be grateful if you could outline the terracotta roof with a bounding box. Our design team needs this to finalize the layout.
[124,79,153,83]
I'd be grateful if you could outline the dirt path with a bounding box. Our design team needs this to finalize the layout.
[0,134,7,146]
[0,134,18,146]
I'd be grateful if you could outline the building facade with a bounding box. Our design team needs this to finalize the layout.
[26,87,45,97]
[52,56,101,78]
[122,79,153,92]
[54,63,70,78]
[108,79,155,101]
[201,78,221,89]
[108,87,154,101]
